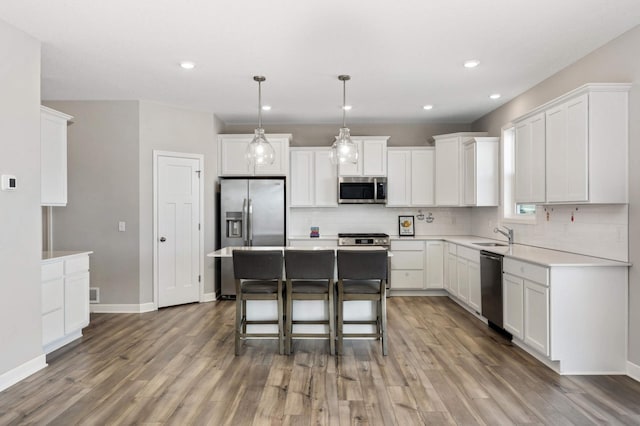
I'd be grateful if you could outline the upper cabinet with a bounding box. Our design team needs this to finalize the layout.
[41,106,73,206]
[387,148,435,207]
[463,137,499,206]
[290,148,337,207]
[514,83,630,204]
[433,132,487,206]
[339,137,388,177]
[218,134,291,176]
[514,113,546,203]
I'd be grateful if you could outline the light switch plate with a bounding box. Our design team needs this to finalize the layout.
[118,221,126,232]
[1,175,16,191]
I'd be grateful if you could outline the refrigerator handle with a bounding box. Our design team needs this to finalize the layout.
[248,198,253,246]
[242,198,248,246]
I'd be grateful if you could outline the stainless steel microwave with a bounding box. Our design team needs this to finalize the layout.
[338,177,387,204]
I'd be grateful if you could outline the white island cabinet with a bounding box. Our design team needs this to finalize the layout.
[42,251,92,354]
[502,257,628,374]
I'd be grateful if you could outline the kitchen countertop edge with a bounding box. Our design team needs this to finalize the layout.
[42,250,93,263]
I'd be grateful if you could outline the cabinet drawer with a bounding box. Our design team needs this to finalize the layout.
[447,243,457,255]
[42,309,64,346]
[65,255,90,275]
[391,251,424,269]
[391,240,424,251]
[391,270,424,289]
[42,278,64,314]
[457,246,480,262]
[504,258,549,286]
[42,261,64,281]
[289,239,338,248]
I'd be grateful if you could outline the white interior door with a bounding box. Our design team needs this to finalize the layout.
[156,154,202,308]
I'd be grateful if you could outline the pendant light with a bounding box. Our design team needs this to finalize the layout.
[246,76,275,167]
[330,75,358,165]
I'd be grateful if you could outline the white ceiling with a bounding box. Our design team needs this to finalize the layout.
[1,0,639,125]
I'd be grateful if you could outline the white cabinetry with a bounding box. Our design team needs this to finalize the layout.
[290,148,337,207]
[387,148,435,207]
[41,106,73,206]
[514,83,630,204]
[42,252,92,354]
[390,240,443,290]
[524,280,550,356]
[434,132,487,206]
[339,137,388,177]
[514,113,546,203]
[218,134,291,176]
[444,244,481,313]
[502,273,524,339]
[462,137,499,206]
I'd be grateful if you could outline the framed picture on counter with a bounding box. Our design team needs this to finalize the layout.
[398,215,415,237]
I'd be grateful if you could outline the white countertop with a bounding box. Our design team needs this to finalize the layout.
[207,246,390,258]
[42,250,93,263]
[288,234,629,267]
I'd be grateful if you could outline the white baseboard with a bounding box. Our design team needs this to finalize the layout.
[201,292,217,302]
[628,361,640,383]
[0,354,47,393]
[90,302,156,314]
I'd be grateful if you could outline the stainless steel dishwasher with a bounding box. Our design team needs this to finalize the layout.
[480,251,509,335]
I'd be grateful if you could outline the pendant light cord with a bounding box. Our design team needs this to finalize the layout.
[342,78,346,128]
[258,79,263,129]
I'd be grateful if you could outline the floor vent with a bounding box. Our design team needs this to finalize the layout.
[89,287,100,304]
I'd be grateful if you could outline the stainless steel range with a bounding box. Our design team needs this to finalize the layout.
[338,233,391,290]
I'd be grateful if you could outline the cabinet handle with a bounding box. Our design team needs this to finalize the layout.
[160,237,166,242]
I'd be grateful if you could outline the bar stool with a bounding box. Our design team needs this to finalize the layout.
[232,250,284,355]
[284,249,336,355]
[336,249,388,356]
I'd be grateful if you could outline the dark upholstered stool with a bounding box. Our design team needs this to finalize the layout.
[284,250,336,355]
[232,250,284,355]
[336,249,388,356]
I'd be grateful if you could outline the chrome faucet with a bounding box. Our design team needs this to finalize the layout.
[494,225,514,245]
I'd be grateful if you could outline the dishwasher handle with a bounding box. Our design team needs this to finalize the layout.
[480,251,504,262]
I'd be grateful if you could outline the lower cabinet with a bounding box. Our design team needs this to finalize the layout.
[446,244,481,313]
[42,252,91,353]
[523,280,550,356]
[390,240,443,290]
[502,273,524,339]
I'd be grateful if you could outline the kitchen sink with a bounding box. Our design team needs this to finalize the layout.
[473,242,508,247]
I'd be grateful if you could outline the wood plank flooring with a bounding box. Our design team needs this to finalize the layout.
[1,296,640,425]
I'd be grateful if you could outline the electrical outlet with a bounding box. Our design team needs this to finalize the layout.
[118,221,126,232]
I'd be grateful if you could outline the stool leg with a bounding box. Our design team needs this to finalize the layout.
[235,293,242,356]
[328,280,335,355]
[337,279,344,356]
[242,299,247,335]
[381,282,388,356]
[286,280,293,355]
[277,280,284,355]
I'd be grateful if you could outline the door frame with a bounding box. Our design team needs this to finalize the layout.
[153,150,205,308]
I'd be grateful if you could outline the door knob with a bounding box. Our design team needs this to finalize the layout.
[160,237,166,242]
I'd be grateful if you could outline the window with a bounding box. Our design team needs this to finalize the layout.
[502,126,536,223]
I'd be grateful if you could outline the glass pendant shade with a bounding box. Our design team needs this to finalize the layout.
[246,128,275,166]
[329,127,358,165]
[246,76,275,167]
[330,75,358,165]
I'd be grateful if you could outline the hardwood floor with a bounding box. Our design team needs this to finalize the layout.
[1,297,640,425]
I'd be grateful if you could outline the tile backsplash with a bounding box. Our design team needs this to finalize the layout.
[290,204,628,262]
[289,206,472,237]
[471,204,628,262]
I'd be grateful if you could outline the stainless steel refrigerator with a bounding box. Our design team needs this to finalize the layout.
[217,177,286,297]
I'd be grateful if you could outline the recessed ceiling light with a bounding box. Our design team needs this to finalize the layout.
[342,105,352,111]
[464,60,480,68]
[180,61,195,70]
[489,93,501,100]
[423,105,434,110]
[261,105,271,111]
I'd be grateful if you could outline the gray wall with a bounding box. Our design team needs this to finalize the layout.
[472,24,640,367]
[0,20,43,375]
[46,101,141,305]
[223,122,471,146]
[138,101,219,302]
